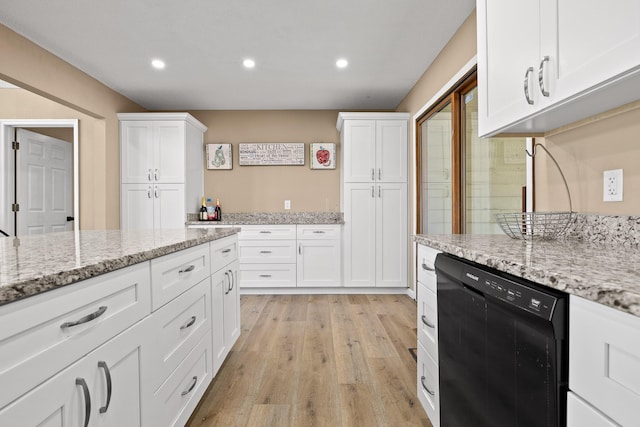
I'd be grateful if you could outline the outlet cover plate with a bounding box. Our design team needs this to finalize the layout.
[284,200,291,210]
[603,169,623,202]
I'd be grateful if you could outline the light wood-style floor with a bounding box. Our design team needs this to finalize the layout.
[186,294,432,427]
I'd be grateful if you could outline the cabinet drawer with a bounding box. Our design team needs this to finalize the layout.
[0,262,151,410]
[417,245,439,293]
[417,341,439,427]
[417,282,438,362]
[239,240,296,264]
[296,224,341,240]
[238,225,296,240]
[569,295,640,427]
[567,392,618,427]
[239,264,297,288]
[145,333,213,427]
[151,244,210,310]
[145,278,211,393]
[210,235,238,273]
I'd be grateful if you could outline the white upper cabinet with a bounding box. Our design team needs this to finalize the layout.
[478,0,640,137]
[338,113,408,183]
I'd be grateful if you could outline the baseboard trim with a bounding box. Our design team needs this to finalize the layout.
[406,287,416,301]
[240,287,409,295]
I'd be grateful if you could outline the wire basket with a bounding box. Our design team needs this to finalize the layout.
[496,211,575,240]
[495,143,574,240]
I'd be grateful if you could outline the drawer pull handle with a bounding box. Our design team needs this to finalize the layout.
[524,67,534,105]
[421,262,434,272]
[221,248,232,254]
[312,230,325,234]
[181,376,198,397]
[538,56,550,97]
[421,315,435,329]
[76,378,91,427]
[180,316,197,330]
[259,250,272,254]
[61,306,107,329]
[259,274,272,278]
[179,265,196,274]
[421,376,435,396]
[98,361,112,414]
[229,269,235,292]
[259,230,272,234]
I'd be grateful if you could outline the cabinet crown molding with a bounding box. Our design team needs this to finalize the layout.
[336,112,410,131]
[117,112,208,132]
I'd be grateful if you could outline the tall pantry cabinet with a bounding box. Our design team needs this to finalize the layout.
[119,113,207,230]
[337,113,409,288]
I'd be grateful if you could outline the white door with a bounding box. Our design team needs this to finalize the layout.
[477,0,543,136]
[376,183,407,288]
[343,183,376,287]
[17,129,73,235]
[121,184,154,230]
[154,184,185,229]
[120,121,154,184]
[342,120,376,183]
[540,0,640,104]
[154,121,185,184]
[376,120,407,182]
[297,240,341,287]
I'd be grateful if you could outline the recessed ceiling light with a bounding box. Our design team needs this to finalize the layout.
[243,58,256,69]
[151,59,165,69]
[336,58,349,69]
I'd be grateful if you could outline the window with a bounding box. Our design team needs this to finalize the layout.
[417,70,527,234]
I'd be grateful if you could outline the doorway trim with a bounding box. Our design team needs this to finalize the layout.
[0,119,79,235]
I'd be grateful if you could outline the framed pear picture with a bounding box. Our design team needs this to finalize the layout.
[206,143,233,170]
[310,143,336,170]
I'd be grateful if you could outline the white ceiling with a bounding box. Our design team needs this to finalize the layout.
[0,0,475,111]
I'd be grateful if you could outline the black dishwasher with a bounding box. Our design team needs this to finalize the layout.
[435,253,568,427]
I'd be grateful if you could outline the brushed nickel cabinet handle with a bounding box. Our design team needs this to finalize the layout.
[154,168,159,181]
[421,261,435,272]
[154,185,158,198]
[378,186,381,198]
[524,67,534,105]
[180,316,197,330]
[259,230,272,234]
[181,376,198,396]
[421,315,435,329]
[76,378,91,427]
[179,265,195,274]
[224,271,231,294]
[313,230,325,234]
[147,186,152,199]
[228,269,235,292]
[378,168,381,180]
[61,306,107,329]
[259,250,272,254]
[259,274,272,278]
[98,361,112,414]
[371,168,375,181]
[148,169,152,182]
[222,248,232,254]
[538,56,550,97]
[421,376,435,396]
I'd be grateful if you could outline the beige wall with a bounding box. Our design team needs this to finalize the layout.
[190,110,342,213]
[0,23,145,230]
[535,103,640,214]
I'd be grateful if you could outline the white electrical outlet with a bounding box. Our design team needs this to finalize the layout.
[603,169,623,202]
[284,200,291,210]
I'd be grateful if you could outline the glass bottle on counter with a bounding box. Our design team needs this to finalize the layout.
[214,198,222,222]
[199,197,208,221]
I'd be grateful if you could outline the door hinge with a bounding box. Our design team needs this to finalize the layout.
[12,203,19,212]
[12,141,19,150]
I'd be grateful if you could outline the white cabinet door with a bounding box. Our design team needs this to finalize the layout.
[376,183,407,287]
[211,268,227,374]
[0,320,144,427]
[223,261,240,349]
[477,0,542,137]
[121,184,154,230]
[342,120,376,183]
[343,183,376,287]
[542,0,640,104]
[376,120,407,183]
[297,239,341,287]
[153,184,185,229]
[154,121,185,184]
[121,121,154,184]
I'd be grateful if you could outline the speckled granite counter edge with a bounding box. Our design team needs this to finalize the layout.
[186,211,344,225]
[413,235,640,317]
[0,228,239,307]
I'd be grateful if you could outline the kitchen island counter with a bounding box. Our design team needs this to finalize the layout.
[414,233,640,317]
[0,228,239,306]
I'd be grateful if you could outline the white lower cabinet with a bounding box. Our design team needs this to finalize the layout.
[417,342,439,427]
[121,183,186,230]
[0,318,146,426]
[296,225,341,287]
[567,392,618,427]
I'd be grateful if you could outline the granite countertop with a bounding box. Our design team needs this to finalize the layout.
[186,211,344,225]
[414,234,640,317]
[0,228,239,307]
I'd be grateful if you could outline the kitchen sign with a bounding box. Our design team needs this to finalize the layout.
[239,143,305,166]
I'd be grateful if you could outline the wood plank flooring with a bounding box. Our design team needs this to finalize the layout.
[186,294,432,427]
